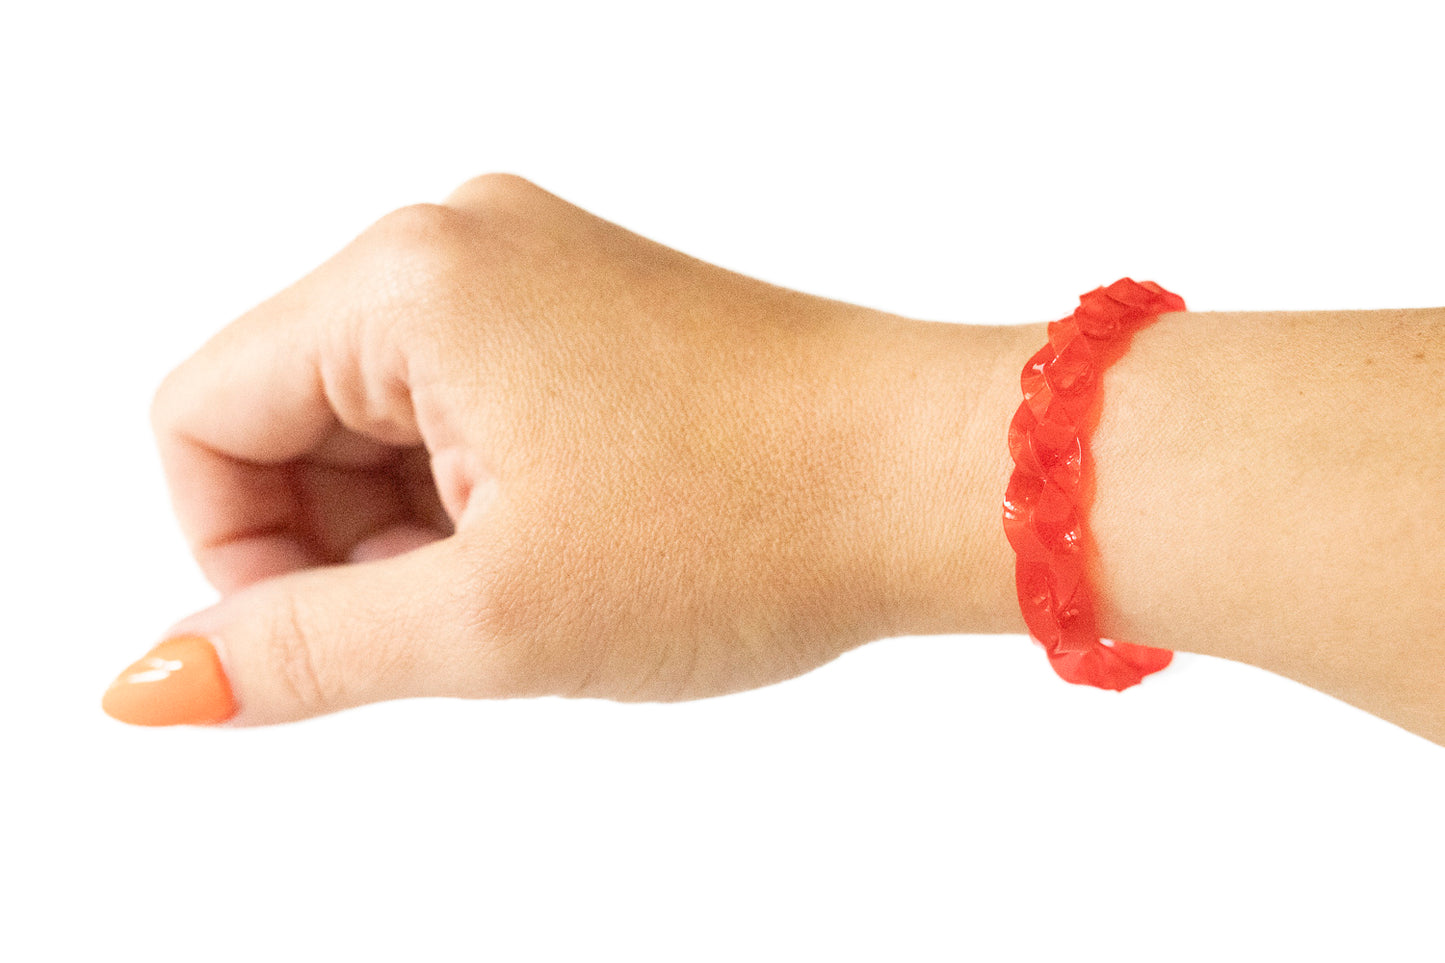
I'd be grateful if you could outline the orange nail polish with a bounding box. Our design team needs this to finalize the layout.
[102,636,237,726]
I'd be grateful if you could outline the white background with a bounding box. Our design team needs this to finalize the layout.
[3,1,1443,960]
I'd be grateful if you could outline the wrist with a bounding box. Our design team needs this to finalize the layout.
[849,313,1040,641]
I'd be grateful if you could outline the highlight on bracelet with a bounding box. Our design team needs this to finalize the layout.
[1002,278,1186,691]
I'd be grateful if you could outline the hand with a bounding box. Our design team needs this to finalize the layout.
[105,174,982,727]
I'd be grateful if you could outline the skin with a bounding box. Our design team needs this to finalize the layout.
[149,173,1445,744]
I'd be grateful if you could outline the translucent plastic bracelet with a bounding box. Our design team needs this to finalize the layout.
[1002,278,1186,691]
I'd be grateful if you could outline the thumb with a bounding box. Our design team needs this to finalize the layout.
[102,537,483,727]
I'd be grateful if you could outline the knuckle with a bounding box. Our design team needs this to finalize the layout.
[357,177,550,315]
[363,203,469,278]
[148,368,179,436]
[356,203,474,336]
[445,172,543,213]
[149,360,206,445]
[370,202,466,247]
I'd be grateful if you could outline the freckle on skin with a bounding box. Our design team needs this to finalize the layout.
[1415,351,1427,361]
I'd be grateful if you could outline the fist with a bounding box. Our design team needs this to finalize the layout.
[105,174,912,726]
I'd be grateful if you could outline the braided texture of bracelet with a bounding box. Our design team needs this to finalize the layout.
[1002,278,1186,690]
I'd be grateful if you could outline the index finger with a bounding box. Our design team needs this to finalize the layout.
[150,216,434,594]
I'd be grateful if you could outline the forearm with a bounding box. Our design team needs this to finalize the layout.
[867,305,1445,744]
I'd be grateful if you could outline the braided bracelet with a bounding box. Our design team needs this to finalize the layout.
[1002,278,1186,691]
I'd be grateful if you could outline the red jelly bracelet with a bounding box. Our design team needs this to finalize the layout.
[1002,278,1186,691]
